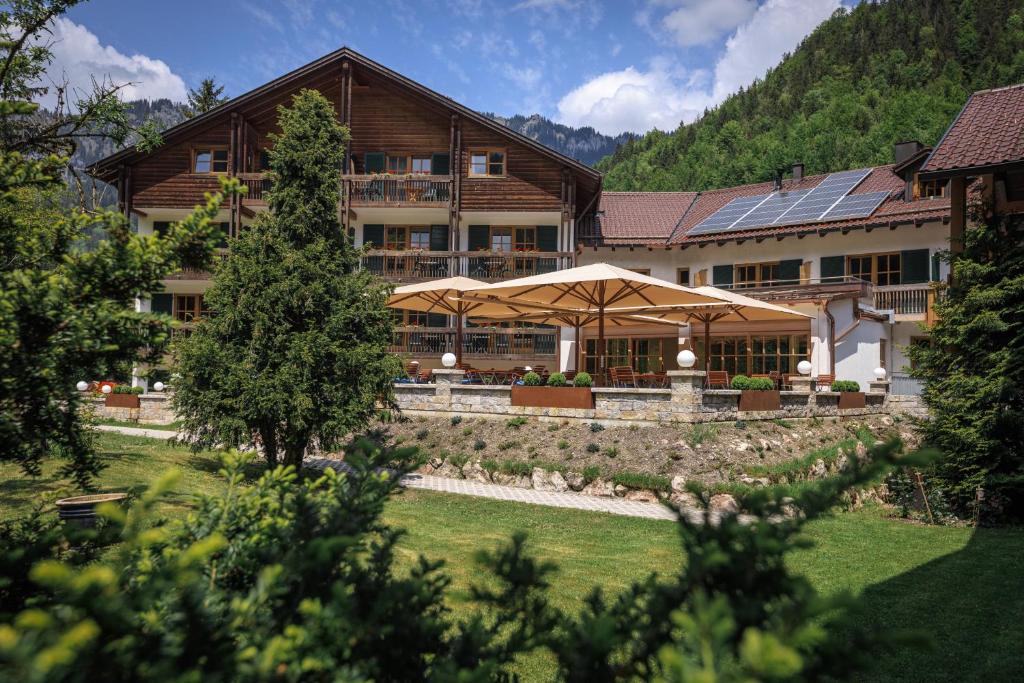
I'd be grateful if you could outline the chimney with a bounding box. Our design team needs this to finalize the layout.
[792,162,804,182]
[893,141,924,166]
[773,173,782,192]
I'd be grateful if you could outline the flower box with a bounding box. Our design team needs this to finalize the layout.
[105,393,141,409]
[737,390,781,412]
[511,386,594,409]
[837,392,866,410]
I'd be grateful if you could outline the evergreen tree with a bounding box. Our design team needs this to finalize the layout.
[910,203,1024,517]
[185,77,227,117]
[173,89,400,469]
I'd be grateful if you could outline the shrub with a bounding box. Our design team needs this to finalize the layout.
[111,384,142,394]
[684,423,718,448]
[506,416,528,429]
[462,426,473,436]
[498,440,518,451]
[415,428,430,440]
[480,459,498,473]
[547,372,567,387]
[500,461,533,476]
[582,465,601,482]
[772,418,793,429]
[612,471,671,492]
[547,423,560,432]
[734,420,747,430]
[573,372,593,387]
[473,438,486,451]
[589,422,604,433]
[831,380,861,392]
[522,371,542,386]
[731,375,773,390]
[448,452,470,468]
[450,415,462,426]
[586,443,600,453]
[557,439,570,450]
[602,446,619,459]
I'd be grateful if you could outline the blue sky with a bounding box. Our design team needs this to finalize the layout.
[50,0,847,135]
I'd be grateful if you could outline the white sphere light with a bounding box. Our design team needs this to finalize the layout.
[153,381,166,392]
[441,352,456,368]
[797,360,813,376]
[873,367,887,380]
[677,349,697,368]
[76,381,89,392]
[100,384,112,394]
[524,366,532,372]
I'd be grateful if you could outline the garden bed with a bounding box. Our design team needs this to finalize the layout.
[510,386,594,409]
[738,390,781,412]
[105,393,140,409]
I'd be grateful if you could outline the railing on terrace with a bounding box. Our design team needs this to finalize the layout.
[165,249,229,280]
[873,284,937,318]
[890,372,924,396]
[237,172,272,203]
[345,174,451,206]
[720,276,873,302]
[390,326,558,360]
[361,250,572,282]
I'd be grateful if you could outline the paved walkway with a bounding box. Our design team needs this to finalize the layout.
[96,424,677,522]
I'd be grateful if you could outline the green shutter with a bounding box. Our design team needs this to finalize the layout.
[468,225,490,251]
[901,249,930,284]
[778,259,802,284]
[712,264,733,287]
[362,224,384,248]
[536,225,558,252]
[821,256,846,281]
[430,225,449,251]
[931,252,941,282]
[427,312,448,327]
[364,152,385,173]
[151,293,173,314]
[153,221,171,237]
[431,152,450,176]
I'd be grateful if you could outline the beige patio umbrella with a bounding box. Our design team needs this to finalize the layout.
[387,277,488,366]
[456,264,728,377]
[612,287,813,375]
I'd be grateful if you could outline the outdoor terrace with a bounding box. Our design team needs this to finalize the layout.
[389,326,558,362]
[237,172,452,208]
[361,250,573,282]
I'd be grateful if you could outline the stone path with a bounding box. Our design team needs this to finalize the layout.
[96,424,677,522]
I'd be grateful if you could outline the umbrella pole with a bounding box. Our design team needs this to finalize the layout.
[598,304,605,384]
[574,322,582,373]
[703,318,710,376]
[455,312,463,366]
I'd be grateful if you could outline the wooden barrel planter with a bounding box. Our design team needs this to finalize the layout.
[511,386,594,409]
[738,390,781,412]
[837,392,866,409]
[56,493,128,527]
[105,393,141,408]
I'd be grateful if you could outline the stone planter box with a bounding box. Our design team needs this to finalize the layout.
[738,390,781,412]
[837,391,866,410]
[56,492,127,527]
[511,386,595,409]
[105,393,140,409]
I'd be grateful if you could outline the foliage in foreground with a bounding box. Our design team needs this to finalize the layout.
[172,89,399,469]
[0,438,925,681]
[910,204,1024,518]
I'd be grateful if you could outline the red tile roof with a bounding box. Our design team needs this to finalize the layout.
[589,166,950,247]
[922,83,1024,175]
[595,191,697,245]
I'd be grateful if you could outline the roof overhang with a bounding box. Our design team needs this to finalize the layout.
[918,159,1024,181]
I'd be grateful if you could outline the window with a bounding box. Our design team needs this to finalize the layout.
[193,148,228,173]
[696,334,808,376]
[385,225,430,250]
[514,227,536,251]
[411,156,432,174]
[490,227,513,251]
[393,308,448,327]
[735,262,779,288]
[173,295,209,323]
[469,149,506,177]
[583,337,666,374]
[386,155,408,174]
[677,268,690,286]
[916,176,948,199]
[848,253,901,285]
[629,268,651,276]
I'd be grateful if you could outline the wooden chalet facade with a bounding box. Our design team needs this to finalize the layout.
[89,48,601,371]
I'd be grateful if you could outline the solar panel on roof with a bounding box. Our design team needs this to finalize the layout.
[688,194,769,235]
[820,190,889,220]
[730,190,810,229]
[773,168,871,226]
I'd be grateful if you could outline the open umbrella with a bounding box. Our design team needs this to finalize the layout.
[387,276,487,366]
[456,263,728,377]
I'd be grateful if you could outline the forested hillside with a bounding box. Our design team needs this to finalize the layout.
[487,113,633,165]
[598,0,1024,191]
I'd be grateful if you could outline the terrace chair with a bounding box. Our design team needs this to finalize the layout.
[815,373,836,392]
[405,362,422,382]
[610,365,638,388]
[783,375,800,391]
[705,370,730,389]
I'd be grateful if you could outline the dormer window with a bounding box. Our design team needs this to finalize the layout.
[193,148,228,174]
[915,176,948,200]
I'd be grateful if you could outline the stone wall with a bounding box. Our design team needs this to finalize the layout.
[394,369,892,425]
[86,394,176,424]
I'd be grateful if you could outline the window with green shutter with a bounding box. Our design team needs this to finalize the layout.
[468,225,490,252]
[429,225,449,251]
[536,226,558,253]
[820,256,846,282]
[364,152,385,174]
[901,249,930,284]
[931,252,941,282]
[778,259,802,285]
[713,264,734,287]
[431,153,450,176]
[362,224,384,248]
[151,293,173,314]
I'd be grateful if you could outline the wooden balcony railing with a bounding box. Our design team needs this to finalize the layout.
[390,326,558,360]
[164,249,229,280]
[345,174,451,207]
[360,250,573,282]
[237,172,272,204]
[873,284,938,321]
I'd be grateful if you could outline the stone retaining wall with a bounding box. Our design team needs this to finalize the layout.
[395,370,891,424]
[86,394,176,424]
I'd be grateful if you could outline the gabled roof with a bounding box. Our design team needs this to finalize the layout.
[587,165,950,248]
[87,47,601,185]
[920,83,1024,178]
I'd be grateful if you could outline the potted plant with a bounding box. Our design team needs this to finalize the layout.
[511,371,595,409]
[732,375,781,411]
[105,384,144,408]
[831,379,865,409]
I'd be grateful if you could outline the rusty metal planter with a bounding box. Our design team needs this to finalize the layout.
[105,393,140,409]
[738,390,781,412]
[511,386,594,409]
[837,392,866,409]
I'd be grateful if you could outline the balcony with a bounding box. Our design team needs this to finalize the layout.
[237,172,272,205]
[345,174,451,207]
[721,276,873,303]
[390,326,558,361]
[164,250,229,281]
[360,250,573,283]
[873,284,938,322]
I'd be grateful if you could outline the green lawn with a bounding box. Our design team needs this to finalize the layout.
[2,432,1021,681]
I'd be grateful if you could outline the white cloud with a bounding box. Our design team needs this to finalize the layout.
[657,0,758,47]
[558,0,840,134]
[35,18,187,107]
[502,64,543,90]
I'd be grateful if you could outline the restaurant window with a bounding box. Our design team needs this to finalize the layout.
[514,227,536,251]
[411,156,432,174]
[633,338,665,373]
[387,155,409,174]
[677,268,690,286]
[848,253,901,285]
[193,148,228,174]
[384,225,430,250]
[490,227,513,251]
[735,262,779,288]
[469,149,506,177]
[696,334,809,377]
[583,337,666,374]
[393,309,448,327]
[173,295,209,323]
